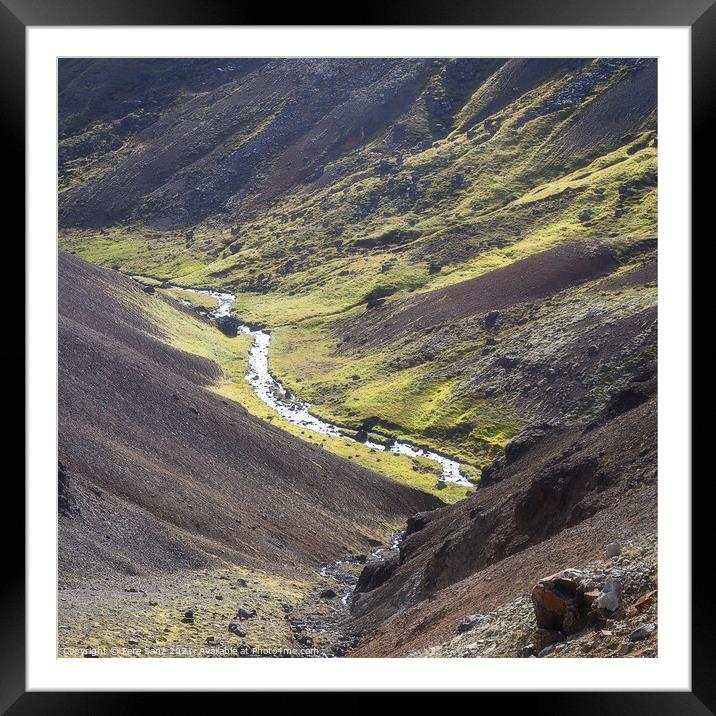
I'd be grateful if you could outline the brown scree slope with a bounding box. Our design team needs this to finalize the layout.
[58,251,437,581]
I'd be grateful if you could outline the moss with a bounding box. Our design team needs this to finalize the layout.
[135,293,471,502]
[60,60,657,495]
[158,287,220,310]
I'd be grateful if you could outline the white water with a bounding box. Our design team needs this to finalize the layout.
[176,287,472,486]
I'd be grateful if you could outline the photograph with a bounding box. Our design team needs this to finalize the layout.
[12,8,701,704]
[56,56,659,660]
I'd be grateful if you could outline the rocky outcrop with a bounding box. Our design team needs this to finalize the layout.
[58,461,78,516]
[355,556,399,594]
[532,569,588,633]
[350,377,656,646]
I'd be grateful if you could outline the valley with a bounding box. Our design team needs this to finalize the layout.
[57,57,658,658]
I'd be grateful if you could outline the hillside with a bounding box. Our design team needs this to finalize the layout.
[59,57,657,474]
[58,58,658,659]
[349,369,657,655]
[58,251,436,655]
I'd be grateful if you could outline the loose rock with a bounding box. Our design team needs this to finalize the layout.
[628,623,656,641]
[228,623,247,637]
[531,569,586,634]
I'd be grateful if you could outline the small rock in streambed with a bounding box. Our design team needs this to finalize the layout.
[320,588,338,599]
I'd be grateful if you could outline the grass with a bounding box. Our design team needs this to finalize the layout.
[139,293,471,503]
[59,60,658,492]
[268,316,519,469]
[158,287,220,310]
[58,562,315,657]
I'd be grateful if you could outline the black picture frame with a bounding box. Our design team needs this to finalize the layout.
[7,0,703,709]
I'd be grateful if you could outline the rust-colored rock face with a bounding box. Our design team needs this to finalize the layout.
[531,570,585,634]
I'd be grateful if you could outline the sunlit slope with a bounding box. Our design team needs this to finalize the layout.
[59,58,657,475]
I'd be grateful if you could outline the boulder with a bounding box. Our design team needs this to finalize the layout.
[484,310,500,329]
[319,588,338,599]
[456,614,487,634]
[216,315,240,337]
[405,511,431,537]
[531,569,587,634]
[628,623,656,641]
[595,576,622,613]
[605,542,622,558]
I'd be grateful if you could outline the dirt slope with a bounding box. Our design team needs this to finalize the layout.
[351,240,619,341]
[58,251,436,580]
[349,373,657,656]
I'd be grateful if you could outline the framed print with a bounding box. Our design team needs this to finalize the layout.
[10,0,704,708]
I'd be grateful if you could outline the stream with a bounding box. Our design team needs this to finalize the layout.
[175,286,472,486]
[170,285,466,655]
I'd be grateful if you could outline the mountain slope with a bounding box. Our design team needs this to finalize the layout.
[57,58,659,658]
[59,250,436,581]
[59,58,657,475]
[349,371,657,656]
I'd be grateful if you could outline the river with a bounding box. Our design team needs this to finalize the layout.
[175,287,471,487]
